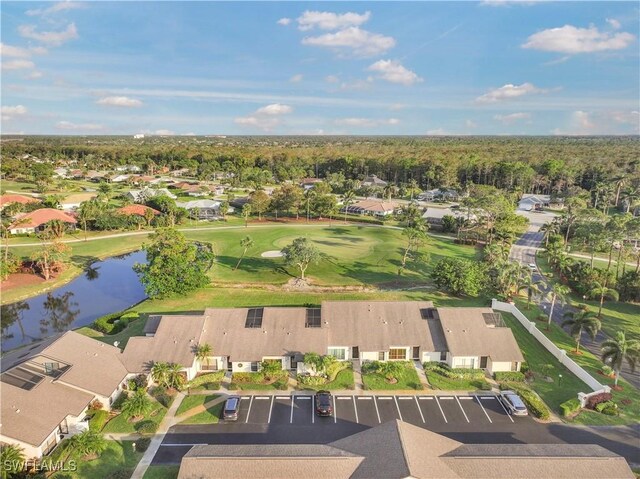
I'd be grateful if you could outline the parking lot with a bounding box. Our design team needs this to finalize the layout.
[211,393,528,430]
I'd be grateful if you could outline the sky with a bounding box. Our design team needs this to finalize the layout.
[1,1,639,136]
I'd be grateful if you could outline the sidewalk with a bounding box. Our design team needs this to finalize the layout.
[130,391,185,479]
[414,361,431,390]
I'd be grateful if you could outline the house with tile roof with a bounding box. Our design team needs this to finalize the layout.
[9,208,77,234]
[0,194,39,210]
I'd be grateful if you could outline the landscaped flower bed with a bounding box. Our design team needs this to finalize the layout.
[362,361,423,390]
[229,371,289,390]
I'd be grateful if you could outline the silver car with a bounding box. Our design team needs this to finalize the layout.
[499,390,528,416]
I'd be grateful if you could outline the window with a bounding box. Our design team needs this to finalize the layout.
[389,348,407,360]
[328,348,346,360]
[378,351,385,361]
[250,362,259,372]
[305,308,322,328]
[245,308,264,328]
[440,351,447,361]
[454,358,475,369]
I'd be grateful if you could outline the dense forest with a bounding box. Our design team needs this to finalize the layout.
[2,136,639,195]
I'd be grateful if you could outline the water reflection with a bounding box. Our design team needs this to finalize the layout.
[1,250,147,352]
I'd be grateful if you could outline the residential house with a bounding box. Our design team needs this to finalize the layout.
[121,302,524,379]
[115,165,141,173]
[86,170,108,182]
[0,194,39,210]
[518,194,550,212]
[116,204,160,218]
[127,187,177,203]
[53,167,69,178]
[417,188,461,202]
[422,206,476,227]
[361,175,388,188]
[110,174,130,183]
[9,208,77,234]
[300,178,323,190]
[177,420,634,479]
[60,193,98,212]
[176,199,223,220]
[171,168,191,177]
[341,199,398,217]
[0,332,131,458]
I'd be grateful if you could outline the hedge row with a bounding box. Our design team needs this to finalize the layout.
[500,382,551,420]
[559,398,581,417]
[88,410,109,432]
[423,362,485,380]
[93,311,140,334]
[494,371,525,382]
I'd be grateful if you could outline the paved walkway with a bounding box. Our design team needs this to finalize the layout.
[413,360,431,389]
[130,391,185,479]
[352,361,363,393]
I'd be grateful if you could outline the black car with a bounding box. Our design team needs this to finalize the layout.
[315,390,333,416]
[222,396,241,421]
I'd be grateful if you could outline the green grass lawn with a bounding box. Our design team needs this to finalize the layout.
[176,394,219,416]
[298,368,356,391]
[362,362,423,390]
[50,440,142,479]
[102,398,168,434]
[76,315,148,349]
[143,466,180,479]
[536,252,640,340]
[425,371,490,391]
[180,402,224,425]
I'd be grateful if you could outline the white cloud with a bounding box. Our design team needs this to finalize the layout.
[553,110,640,135]
[289,74,303,83]
[367,59,422,86]
[182,132,196,136]
[302,27,395,57]
[325,75,340,83]
[494,112,532,124]
[18,23,79,47]
[465,119,477,128]
[26,1,84,16]
[297,11,371,31]
[26,71,43,79]
[255,103,293,115]
[522,24,635,54]
[606,18,621,30]
[338,78,373,91]
[389,103,406,111]
[56,120,103,131]
[606,110,639,125]
[154,129,175,136]
[1,59,35,70]
[426,128,448,136]
[542,55,571,66]
[96,96,143,107]
[334,117,399,127]
[277,17,291,26]
[475,83,547,103]
[1,105,28,121]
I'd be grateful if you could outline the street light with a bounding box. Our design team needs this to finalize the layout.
[558,374,563,385]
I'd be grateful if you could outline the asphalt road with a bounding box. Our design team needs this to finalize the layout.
[152,393,640,466]
[510,213,640,390]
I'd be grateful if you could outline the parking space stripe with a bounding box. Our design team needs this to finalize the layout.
[393,396,404,422]
[276,396,289,399]
[245,396,253,423]
[353,396,359,424]
[378,397,393,400]
[312,395,315,424]
[337,397,351,400]
[474,395,492,423]
[418,396,433,400]
[334,394,338,424]
[240,397,250,400]
[495,395,515,423]
[398,397,413,400]
[290,396,294,423]
[162,443,207,447]
[455,396,470,423]
[296,396,311,399]
[255,396,270,399]
[357,397,373,400]
[267,396,275,423]
[414,396,425,423]
[373,396,382,423]
[434,396,448,423]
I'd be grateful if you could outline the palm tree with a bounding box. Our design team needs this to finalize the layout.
[242,203,252,228]
[304,189,316,223]
[561,310,601,353]
[195,343,213,369]
[601,331,640,387]
[620,186,640,214]
[234,235,254,270]
[519,274,544,309]
[342,190,356,223]
[588,280,619,317]
[0,444,25,479]
[167,362,186,390]
[151,361,170,387]
[408,178,419,201]
[540,218,561,246]
[541,283,571,330]
[377,361,405,382]
[121,389,153,420]
[65,430,107,459]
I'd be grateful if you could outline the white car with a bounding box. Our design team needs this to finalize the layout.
[499,391,529,416]
[528,263,537,271]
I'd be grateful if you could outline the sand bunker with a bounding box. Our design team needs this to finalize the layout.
[261,250,283,258]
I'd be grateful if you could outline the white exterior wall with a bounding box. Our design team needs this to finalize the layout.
[327,347,350,361]
[450,355,479,369]
[422,351,443,363]
[0,434,42,459]
[360,351,381,362]
[489,360,519,374]
[232,362,252,372]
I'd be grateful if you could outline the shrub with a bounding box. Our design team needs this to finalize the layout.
[477,381,492,391]
[88,399,104,411]
[227,382,238,390]
[586,392,613,410]
[298,375,327,387]
[422,361,444,371]
[595,401,617,413]
[135,420,158,435]
[559,398,581,417]
[602,406,619,416]
[520,362,530,374]
[111,392,128,411]
[135,437,151,452]
[494,371,525,382]
[199,382,220,390]
[600,365,613,376]
[232,372,263,383]
[89,410,109,432]
[437,366,485,381]
[128,374,148,391]
[273,379,289,390]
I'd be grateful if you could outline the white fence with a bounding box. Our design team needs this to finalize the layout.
[491,299,610,398]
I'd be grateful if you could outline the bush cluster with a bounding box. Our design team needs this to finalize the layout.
[594,401,618,416]
[586,392,613,410]
[150,386,174,408]
[135,437,152,452]
[273,379,288,390]
[424,362,485,380]
[111,392,128,411]
[297,375,327,387]
[500,382,551,420]
[232,372,264,383]
[93,311,140,334]
[494,371,526,382]
[559,398,581,417]
[128,374,148,391]
[88,410,109,432]
[134,420,157,435]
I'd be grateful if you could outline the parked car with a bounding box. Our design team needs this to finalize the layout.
[315,390,333,417]
[222,396,241,421]
[499,390,528,416]
[528,263,537,271]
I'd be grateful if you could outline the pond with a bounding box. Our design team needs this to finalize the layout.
[1,251,147,352]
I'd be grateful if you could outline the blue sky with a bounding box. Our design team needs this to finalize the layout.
[1,1,638,135]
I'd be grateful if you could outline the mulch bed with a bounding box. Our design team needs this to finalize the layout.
[1,272,46,291]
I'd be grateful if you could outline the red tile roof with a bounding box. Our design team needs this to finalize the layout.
[0,194,39,207]
[10,208,77,229]
[116,204,160,216]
